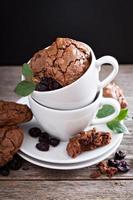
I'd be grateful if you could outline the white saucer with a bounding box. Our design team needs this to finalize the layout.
[18,97,124,164]
[18,136,123,170]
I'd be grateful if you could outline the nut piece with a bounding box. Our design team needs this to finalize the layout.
[29,37,91,86]
[0,100,33,127]
[0,126,23,166]
[103,82,128,108]
[66,128,111,158]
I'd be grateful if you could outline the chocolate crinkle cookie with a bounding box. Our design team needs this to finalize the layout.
[103,82,128,108]
[0,100,33,127]
[29,37,91,86]
[66,128,111,158]
[0,126,23,166]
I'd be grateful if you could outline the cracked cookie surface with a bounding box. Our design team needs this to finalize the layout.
[0,126,23,166]
[0,101,33,127]
[29,38,91,86]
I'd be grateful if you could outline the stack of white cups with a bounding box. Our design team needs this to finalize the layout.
[29,46,120,141]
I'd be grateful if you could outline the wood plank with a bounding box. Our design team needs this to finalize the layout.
[0,180,133,200]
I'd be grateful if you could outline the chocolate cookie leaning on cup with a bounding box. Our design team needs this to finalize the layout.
[29,37,91,87]
[0,100,33,127]
[0,126,23,166]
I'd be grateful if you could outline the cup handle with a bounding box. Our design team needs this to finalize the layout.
[92,97,120,124]
[96,56,119,88]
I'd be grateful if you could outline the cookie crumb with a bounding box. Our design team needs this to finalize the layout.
[90,171,101,178]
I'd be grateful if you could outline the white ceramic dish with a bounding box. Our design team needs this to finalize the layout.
[18,136,123,170]
[18,96,124,164]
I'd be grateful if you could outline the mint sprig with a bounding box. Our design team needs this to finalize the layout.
[115,108,128,121]
[96,105,115,118]
[97,105,128,134]
[15,80,36,96]
[107,108,128,133]
[107,120,127,133]
[15,63,36,96]
[22,63,33,79]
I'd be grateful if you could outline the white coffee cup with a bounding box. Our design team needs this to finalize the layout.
[31,46,119,110]
[29,89,120,141]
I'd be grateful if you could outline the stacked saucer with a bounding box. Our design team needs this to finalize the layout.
[18,97,126,170]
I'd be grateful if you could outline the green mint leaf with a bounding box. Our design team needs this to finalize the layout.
[107,120,127,133]
[15,80,36,96]
[22,63,33,78]
[106,108,128,134]
[96,104,115,118]
[115,108,128,121]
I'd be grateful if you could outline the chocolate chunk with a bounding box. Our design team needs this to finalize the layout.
[0,165,10,176]
[39,132,49,143]
[35,77,62,91]
[117,160,130,172]
[114,150,126,160]
[9,154,23,170]
[36,142,49,151]
[41,77,52,86]
[35,83,48,91]
[49,137,60,147]
[29,127,42,138]
[108,159,120,167]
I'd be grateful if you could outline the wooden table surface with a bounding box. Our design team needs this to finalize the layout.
[0,65,133,200]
